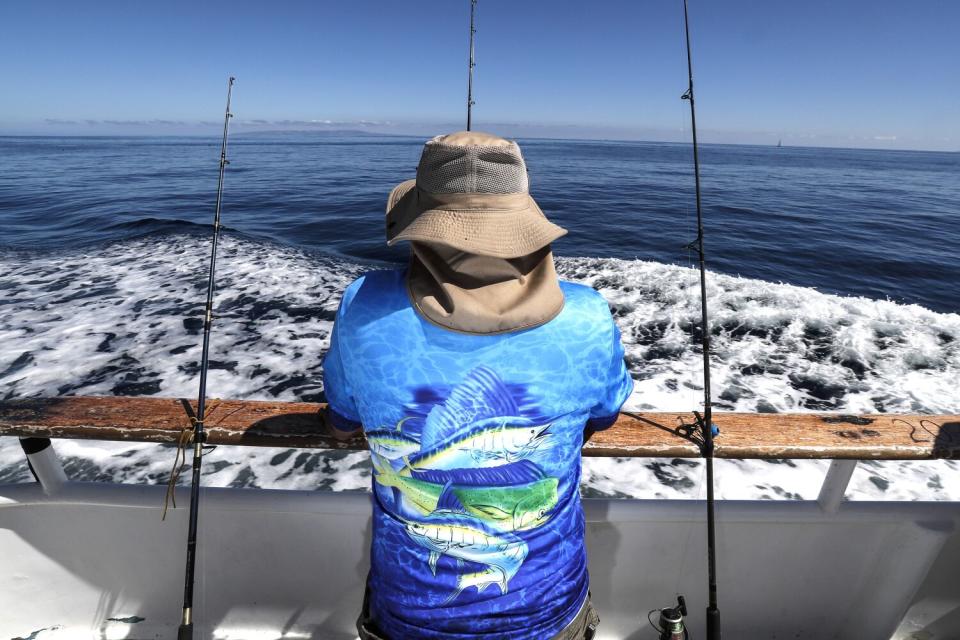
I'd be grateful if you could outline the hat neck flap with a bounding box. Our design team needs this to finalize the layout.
[406,241,564,335]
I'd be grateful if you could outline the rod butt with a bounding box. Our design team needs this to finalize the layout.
[706,606,721,639]
[177,622,193,640]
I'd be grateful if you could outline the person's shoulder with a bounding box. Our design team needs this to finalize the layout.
[553,281,616,338]
[339,268,406,312]
[558,280,613,314]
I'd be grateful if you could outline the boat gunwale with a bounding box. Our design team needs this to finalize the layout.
[1,396,958,460]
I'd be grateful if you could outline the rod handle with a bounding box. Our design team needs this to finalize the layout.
[178,622,193,640]
[706,606,721,639]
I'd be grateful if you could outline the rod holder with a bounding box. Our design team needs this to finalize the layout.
[20,437,68,495]
[817,459,858,514]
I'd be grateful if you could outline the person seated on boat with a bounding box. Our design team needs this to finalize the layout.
[322,131,633,640]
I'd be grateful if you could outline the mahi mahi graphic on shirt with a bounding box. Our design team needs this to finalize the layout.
[371,366,560,601]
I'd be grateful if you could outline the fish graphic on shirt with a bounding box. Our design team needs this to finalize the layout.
[366,418,420,460]
[375,366,564,601]
[403,417,551,472]
[374,457,558,531]
[398,367,552,472]
[403,486,529,601]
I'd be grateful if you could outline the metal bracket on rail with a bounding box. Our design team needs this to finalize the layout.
[817,459,859,514]
[20,437,68,495]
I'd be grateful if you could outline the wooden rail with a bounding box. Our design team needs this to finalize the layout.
[1,396,958,460]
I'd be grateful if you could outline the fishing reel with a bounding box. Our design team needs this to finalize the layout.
[648,595,689,640]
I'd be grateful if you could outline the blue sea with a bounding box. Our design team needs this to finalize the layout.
[1,133,958,501]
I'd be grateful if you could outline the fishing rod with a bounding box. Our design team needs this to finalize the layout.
[177,75,235,640]
[466,0,477,130]
[680,0,722,637]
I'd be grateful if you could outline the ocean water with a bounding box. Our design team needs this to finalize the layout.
[0,134,958,501]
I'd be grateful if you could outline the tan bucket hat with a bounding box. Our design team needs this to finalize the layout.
[386,131,567,259]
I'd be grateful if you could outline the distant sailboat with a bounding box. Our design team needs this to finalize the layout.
[777,139,782,148]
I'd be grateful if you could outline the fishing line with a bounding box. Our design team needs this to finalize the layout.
[662,0,709,612]
[466,0,478,130]
[671,0,698,419]
[175,76,235,640]
[673,72,700,611]
[671,451,707,598]
[679,0,722,636]
[651,0,722,636]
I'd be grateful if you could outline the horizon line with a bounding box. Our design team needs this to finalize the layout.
[0,130,956,154]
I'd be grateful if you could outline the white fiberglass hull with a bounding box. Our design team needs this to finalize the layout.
[1,477,958,640]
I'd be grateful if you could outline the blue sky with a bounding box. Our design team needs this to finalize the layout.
[1,0,957,150]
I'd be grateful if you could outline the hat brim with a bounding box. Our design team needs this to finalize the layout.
[385,180,567,259]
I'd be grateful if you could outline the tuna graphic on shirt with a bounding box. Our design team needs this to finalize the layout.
[366,418,421,460]
[405,485,529,601]
[372,366,560,601]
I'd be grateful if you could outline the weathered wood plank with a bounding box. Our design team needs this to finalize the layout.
[0,396,958,460]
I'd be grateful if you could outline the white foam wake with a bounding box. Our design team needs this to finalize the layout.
[1,235,957,500]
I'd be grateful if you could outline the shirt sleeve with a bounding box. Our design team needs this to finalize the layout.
[322,296,363,433]
[586,315,634,431]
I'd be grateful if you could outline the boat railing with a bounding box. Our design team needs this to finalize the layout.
[1,396,958,509]
[2,396,959,639]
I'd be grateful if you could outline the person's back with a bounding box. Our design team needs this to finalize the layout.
[324,132,633,639]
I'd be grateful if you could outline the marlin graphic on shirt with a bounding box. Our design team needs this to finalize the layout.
[402,417,551,472]
[371,366,560,601]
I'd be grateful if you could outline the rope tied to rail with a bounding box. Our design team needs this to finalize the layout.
[162,399,222,520]
[162,427,193,520]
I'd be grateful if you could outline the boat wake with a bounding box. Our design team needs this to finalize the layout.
[1,234,957,500]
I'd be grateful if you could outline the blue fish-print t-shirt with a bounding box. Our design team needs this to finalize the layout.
[323,268,633,640]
